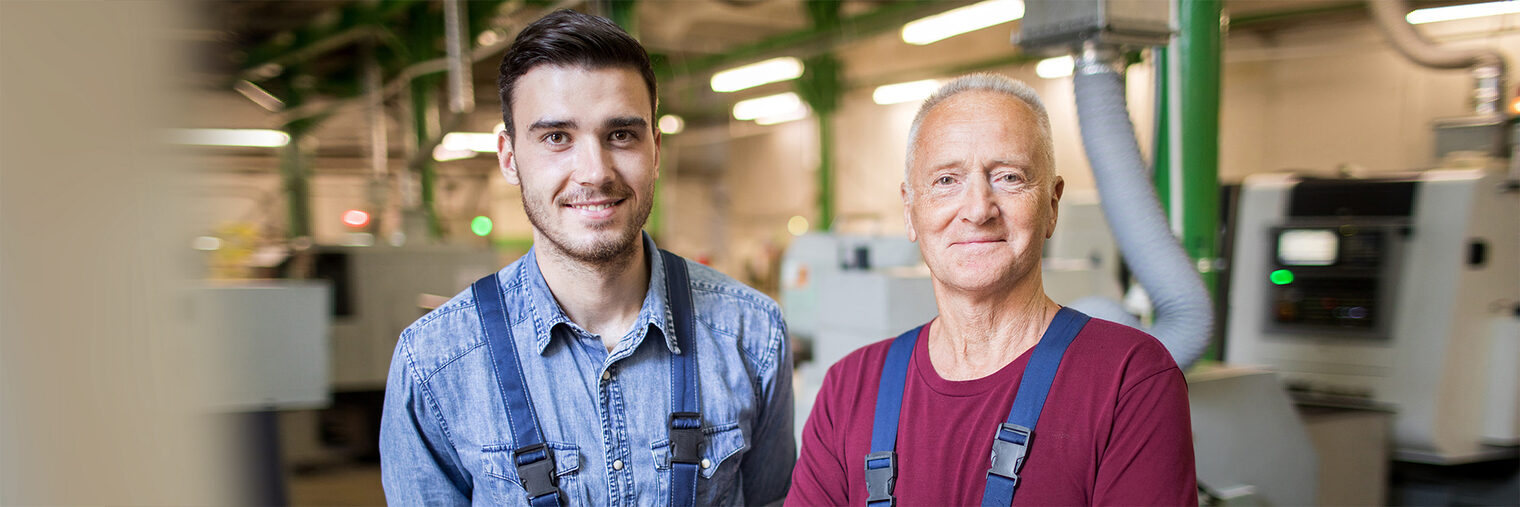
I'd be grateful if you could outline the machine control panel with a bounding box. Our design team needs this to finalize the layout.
[1266,223,1406,337]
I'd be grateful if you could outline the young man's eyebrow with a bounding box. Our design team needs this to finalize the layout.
[605,116,647,130]
[527,119,576,132]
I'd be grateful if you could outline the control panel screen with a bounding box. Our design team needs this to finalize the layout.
[1278,229,1338,266]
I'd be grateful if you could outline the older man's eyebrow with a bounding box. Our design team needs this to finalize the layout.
[604,116,648,130]
[527,119,576,132]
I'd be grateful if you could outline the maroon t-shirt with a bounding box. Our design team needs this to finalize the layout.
[787,318,1197,506]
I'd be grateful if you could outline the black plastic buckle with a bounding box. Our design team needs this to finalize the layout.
[863,451,898,506]
[988,423,1032,483]
[669,412,703,465]
[512,443,562,501]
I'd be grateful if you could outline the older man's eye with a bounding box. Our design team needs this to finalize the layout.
[935,175,954,185]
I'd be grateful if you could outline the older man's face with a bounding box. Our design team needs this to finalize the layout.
[901,90,1062,294]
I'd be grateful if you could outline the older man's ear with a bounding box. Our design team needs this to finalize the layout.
[901,182,919,242]
[1046,176,1064,239]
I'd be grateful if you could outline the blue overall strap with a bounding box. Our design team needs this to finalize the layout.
[980,307,1091,507]
[864,325,923,507]
[472,274,563,507]
[659,250,702,507]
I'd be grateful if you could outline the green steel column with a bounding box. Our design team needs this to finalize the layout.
[408,5,444,240]
[279,71,318,242]
[1178,0,1221,290]
[1179,0,1223,360]
[818,113,835,231]
[411,74,443,240]
[796,53,841,232]
[1151,47,1171,214]
[280,120,314,240]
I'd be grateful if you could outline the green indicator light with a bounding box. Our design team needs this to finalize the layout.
[1270,269,1295,285]
[471,216,493,237]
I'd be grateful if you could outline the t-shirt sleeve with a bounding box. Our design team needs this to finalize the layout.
[786,361,852,506]
[1092,366,1198,506]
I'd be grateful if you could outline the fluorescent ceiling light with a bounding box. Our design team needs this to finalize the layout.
[169,128,290,147]
[442,132,498,153]
[755,107,809,126]
[1407,0,1520,24]
[659,114,685,135]
[902,0,1025,45]
[711,57,804,93]
[873,79,941,105]
[234,80,284,112]
[733,92,805,121]
[432,132,494,162]
[1036,55,1074,79]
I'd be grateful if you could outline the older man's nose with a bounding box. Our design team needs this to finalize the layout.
[571,143,616,186]
[959,179,1000,224]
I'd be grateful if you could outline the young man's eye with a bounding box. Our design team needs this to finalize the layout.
[609,130,636,143]
[543,132,569,145]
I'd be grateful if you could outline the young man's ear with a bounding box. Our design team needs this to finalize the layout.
[498,130,520,185]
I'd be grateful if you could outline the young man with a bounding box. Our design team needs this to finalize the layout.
[787,74,1195,505]
[380,10,794,505]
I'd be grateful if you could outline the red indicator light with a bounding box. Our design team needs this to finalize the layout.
[342,209,370,228]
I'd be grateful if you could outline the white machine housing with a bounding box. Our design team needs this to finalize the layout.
[1227,166,1520,463]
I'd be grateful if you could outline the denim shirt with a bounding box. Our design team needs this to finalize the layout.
[381,234,795,506]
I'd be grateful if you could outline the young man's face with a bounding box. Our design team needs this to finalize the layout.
[498,65,659,264]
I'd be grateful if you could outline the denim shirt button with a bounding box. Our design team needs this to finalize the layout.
[700,458,711,469]
[601,370,611,381]
[612,459,624,471]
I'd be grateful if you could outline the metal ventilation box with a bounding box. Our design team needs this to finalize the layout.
[1017,0,1173,53]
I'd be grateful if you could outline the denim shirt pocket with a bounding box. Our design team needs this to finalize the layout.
[650,422,748,504]
[480,442,582,505]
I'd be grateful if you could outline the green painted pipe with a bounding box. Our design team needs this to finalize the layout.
[1152,47,1171,215]
[1178,0,1221,289]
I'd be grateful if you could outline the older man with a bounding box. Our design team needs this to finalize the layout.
[787,74,1195,505]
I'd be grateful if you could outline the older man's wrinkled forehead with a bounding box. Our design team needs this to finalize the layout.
[909,90,1057,182]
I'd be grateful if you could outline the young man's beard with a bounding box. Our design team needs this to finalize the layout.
[521,178,654,266]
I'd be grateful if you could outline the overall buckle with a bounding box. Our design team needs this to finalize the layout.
[864,451,898,506]
[669,412,703,465]
[512,443,562,501]
[988,423,1033,484]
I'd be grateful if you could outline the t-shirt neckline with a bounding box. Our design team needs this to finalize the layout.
[911,318,1042,397]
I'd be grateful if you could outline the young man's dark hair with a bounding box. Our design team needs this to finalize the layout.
[496,9,657,141]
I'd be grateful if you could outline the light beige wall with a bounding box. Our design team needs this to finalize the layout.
[1220,15,1520,181]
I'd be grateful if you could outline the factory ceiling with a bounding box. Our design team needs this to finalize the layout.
[177,0,1475,166]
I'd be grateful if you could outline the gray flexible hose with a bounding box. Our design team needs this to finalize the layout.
[1068,65,1213,369]
[1367,0,1507,116]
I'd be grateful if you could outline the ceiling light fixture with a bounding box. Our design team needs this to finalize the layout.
[169,128,290,148]
[873,79,941,105]
[711,57,805,93]
[659,114,685,135]
[901,0,1025,46]
[1035,55,1074,79]
[733,92,808,125]
[1407,0,1520,24]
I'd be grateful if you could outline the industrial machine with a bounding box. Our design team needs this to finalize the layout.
[1226,161,1520,464]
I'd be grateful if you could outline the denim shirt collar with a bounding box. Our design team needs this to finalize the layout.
[515,232,679,356]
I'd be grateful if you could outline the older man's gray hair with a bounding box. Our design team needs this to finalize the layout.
[903,73,1056,200]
